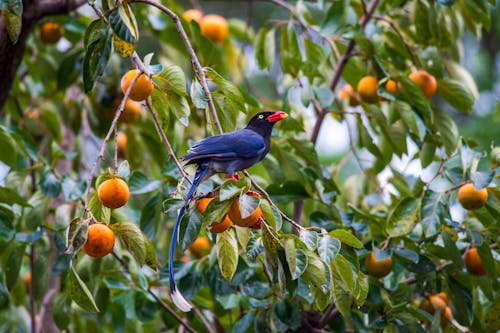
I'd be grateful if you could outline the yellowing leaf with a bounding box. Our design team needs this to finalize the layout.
[113,34,135,58]
[216,229,238,280]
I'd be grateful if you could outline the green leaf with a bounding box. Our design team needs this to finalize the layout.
[396,75,432,124]
[318,235,341,264]
[246,234,263,260]
[83,20,112,93]
[219,178,250,201]
[255,26,275,70]
[128,171,161,194]
[57,48,83,89]
[320,0,347,35]
[421,190,443,238]
[437,79,475,114]
[413,0,431,43]
[0,0,23,16]
[109,4,138,44]
[205,68,245,132]
[0,127,18,167]
[284,238,308,280]
[65,217,87,254]
[0,186,30,206]
[5,244,25,290]
[152,65,187,96]
[2,10,21,44]
[202,198,232,226]
[299,229,318,251]
[179,209,202,252]
[329,229,363,249]
[441,231,463,270]
[331,255,353,316]
[143,235,157,269]
[305,252,327,288]
[216,229,239,281]
[112,221,145,265]
[232,310,255,333]
[433,108,459,155]
[482,295,500,331]
[279,22,302,76]
[353,271,369,306]
[67,264,99,312]
[40,108,62,143]
[25,191,50,230]
[238,193,260,219]
[89,192,110,224]
[40,171,61,198]
[386,197,420,237]
[190,81,207,109]
[273,299,301,330]
[150,88,170,130]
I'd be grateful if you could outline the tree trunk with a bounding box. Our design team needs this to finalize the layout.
[0,0,85,110]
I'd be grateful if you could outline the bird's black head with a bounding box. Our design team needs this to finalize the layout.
[245,111,288,137]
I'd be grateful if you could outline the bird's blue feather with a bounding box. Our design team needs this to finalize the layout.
[182,129,266,162]
[168,162,209,312]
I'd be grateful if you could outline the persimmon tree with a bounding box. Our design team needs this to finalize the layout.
[0,0,499,332]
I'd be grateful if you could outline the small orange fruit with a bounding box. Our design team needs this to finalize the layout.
[196,197,215,214]
[365,251,393,278]
[435,292,449,305]
[429,294,448,312]
[200,14,229,43]
[357,76,379,103]
[117,131,127,156]
[188,236,211,258]
[457,183,488,210]
[338,84,360,106]
[385,79,400,95]
[419,298,435,314]
[408,70,437,98]
[228,192,262,227]
[97,178,130,209]
[464,247,486,276]
[39,22,64,44]
[111,97,142,123]
[120,69,154,102]
[23,273,32,290]
[180,255,190,263]
[208,215,233,234]
[183,9,203,24]
[83,223,115,258]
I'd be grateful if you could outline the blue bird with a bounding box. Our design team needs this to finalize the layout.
[169,111,288,311]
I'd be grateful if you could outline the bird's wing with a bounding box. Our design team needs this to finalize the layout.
[182,129,266,162]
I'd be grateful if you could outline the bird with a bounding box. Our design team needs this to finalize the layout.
[169,111,288,312]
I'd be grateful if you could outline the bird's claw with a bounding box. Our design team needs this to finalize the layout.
[226,173,240,182]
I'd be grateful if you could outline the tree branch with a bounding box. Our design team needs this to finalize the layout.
[132,0,223,135]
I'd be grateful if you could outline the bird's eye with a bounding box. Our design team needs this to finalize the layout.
[258,115,264,119]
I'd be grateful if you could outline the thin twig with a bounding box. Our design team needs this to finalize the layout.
[111,251,197,333]
[317,304,339,328]
[113,127,118,169]
[312,0,381,145]
[261,218,285,248]
[269,0,295,14]
[145,99,192,183]
[373,15,417,66]
[83,71,141,209]
[132,0,223,134]
[29,244,36,333]
[243,171,304,231]
[192,307,216,333]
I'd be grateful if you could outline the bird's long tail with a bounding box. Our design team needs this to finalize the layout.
[168,163,209,312]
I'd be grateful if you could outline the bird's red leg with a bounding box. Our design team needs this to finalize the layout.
[226,173,240,182]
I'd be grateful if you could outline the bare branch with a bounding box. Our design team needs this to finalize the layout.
[83,71,142,208]
[145,99,191,183]
[132,0,223,135]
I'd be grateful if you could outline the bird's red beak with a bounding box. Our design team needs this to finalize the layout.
[267,111,288,123]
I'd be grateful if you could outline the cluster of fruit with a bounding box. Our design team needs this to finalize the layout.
[338,70,437,105]
[82,178,130,258]
[182,9,229,43]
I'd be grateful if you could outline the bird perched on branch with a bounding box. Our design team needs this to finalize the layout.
[169,111,288,312]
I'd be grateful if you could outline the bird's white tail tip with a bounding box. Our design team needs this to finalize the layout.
[171,289,193,312]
